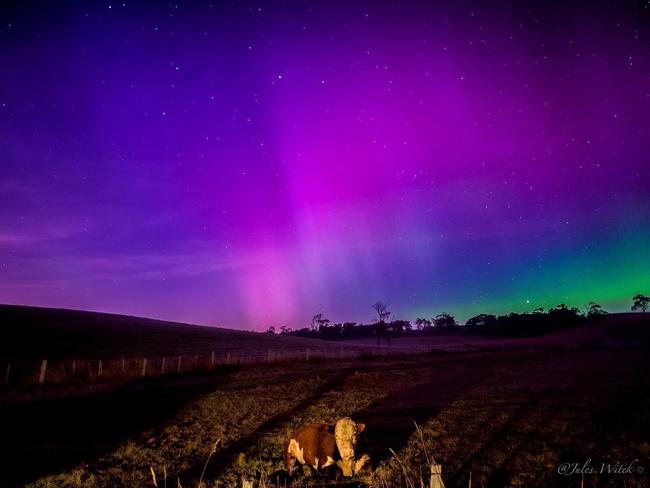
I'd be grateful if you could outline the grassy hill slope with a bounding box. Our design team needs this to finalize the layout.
[0,304,341,361]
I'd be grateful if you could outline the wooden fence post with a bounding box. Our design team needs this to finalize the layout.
[267,349,272,364]
[430,463,444,488]
[98,360,103,378]
[39,359,48,384]
[141,358,147,376]
[305,348,310,361]
[161,357,166,374]
[226,353,231,365]
[5,363,10,385]
[177,356,182,373]
[210,351,215,368]
[121,358,125,373]
[72,360,77,375]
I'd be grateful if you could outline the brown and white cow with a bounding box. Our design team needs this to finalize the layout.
[285,417,370,478]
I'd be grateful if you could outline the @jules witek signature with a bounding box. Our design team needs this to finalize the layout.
[557,458,644,476]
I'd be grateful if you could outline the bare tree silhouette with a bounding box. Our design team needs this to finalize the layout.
[371,301,392,345]
[311,313,330,332]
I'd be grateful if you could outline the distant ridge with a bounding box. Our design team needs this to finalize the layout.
[2,304,648,362]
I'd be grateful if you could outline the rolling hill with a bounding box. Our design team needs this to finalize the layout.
[0,304,346,361]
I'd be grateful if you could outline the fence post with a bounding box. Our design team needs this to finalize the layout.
[121,358,125,373]
[210,351,215,368]
[5,363,10,385]
[226,353,231,365]
[430,463,444,488]
[98,360,103,378]
[161,357,166,374]
[177,356,182,373]
[72,360,77,375]
[141,358,147,377]
[267,349,272,364]
[39,359,48,384]
[306,348,310,361]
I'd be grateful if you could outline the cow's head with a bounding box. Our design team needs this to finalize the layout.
[334,417,366,477]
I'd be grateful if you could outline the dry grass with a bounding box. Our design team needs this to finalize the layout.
[9,349,649,488]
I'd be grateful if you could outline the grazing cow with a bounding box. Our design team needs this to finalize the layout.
[285,417,370,478]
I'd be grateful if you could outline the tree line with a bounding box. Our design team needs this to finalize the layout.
[264,294,649,342]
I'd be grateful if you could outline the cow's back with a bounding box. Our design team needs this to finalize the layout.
[286,423,338,472]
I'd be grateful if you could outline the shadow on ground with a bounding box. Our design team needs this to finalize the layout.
[0,367,237,487]
[177,366,359,484]
[351,354,499,470]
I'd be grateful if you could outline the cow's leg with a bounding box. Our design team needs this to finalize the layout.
[285,440,297,476]
[286,438,306,477]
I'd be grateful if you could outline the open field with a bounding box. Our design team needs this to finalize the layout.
[1,347,648,488]
[2,307,649,487]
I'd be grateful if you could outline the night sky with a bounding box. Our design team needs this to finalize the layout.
[1,1,649,330]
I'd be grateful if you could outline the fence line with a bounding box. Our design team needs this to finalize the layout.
[3,342,536,388]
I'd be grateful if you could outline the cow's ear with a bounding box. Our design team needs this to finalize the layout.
[357,423,366,433]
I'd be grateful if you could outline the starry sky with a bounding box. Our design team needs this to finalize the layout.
[1,1,649,330]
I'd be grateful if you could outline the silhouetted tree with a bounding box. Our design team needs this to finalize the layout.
[549,304,582,315]
[311,313,330,332]
[266,326,276,334]
[342,322,357,337]
[372,301,392,322]
[434,312,457,328]
[389,319,411,334]
[632,294,649,312]
[372,301,392,345]
[545,304,584,332]
[586,302,607,318]
[415,317,432,331]
[466,313,497,329]
[279,325,293,334]
[326,323,343,337]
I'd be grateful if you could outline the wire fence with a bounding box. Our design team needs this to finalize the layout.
[0,343,490,388]
[0,341,574,388]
